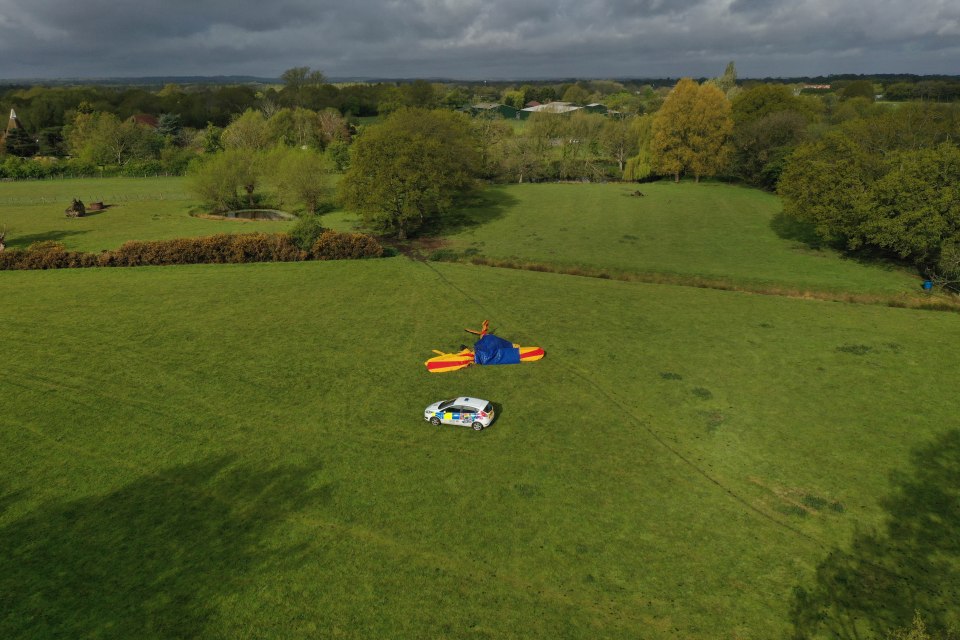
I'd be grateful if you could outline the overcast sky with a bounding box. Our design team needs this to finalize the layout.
[1,0,958,80]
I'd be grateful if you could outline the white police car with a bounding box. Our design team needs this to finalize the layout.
[424,397,495,431]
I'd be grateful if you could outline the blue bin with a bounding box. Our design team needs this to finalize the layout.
[922,280,933,290]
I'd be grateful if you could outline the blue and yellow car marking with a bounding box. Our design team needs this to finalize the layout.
[434,412,476,421]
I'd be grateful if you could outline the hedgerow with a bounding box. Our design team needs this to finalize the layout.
[0,231,383,270]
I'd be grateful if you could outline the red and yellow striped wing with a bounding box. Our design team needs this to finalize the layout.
[518,346,545,362]
[425,350,475,373]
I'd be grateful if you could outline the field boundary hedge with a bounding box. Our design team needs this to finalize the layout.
[0,231,383,270]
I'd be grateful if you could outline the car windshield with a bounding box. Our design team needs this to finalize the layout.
[438,399,456,410]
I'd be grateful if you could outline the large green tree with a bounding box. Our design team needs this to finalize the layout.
[600,115,640,173]
[711,61,739,98]
[778,131,881,248]
[280,67,326,108]
[731,110,810,189]
[63,112,158,166]
[188,149,252,212]
[728,84,821,188]
[779,126,960,279]
[268,147,332,214]
[267,108,320,148]
[651,78,733,182]
[220,109,271,151]
[863,144,960,263]
[623,115,655,181]
[471,113,513,180]
[731,84,821,127]
[339,108,478,239]
[3,127,38,157]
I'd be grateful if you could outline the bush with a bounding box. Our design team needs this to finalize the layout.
[0,249,23,269]
[1,156,48,179]
[159,147,197,175]
[311,231,383,260]
[0,241,98,269]
[120,160,164,177]
[228,232,305,263]
[60,158,99,178]
[289,216,326,251]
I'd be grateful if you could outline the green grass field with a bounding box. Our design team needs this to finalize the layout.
[1,177,957,638]
[0,177,293,252]
[445,182,921,295]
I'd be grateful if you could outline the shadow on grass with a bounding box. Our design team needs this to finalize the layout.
[770,212,919,276]
[770,211,823,248]
[840,246,918,275]
[419,186,517,237]
[7,229,90,249]
[790,429,960,639]
[0,456,325,638]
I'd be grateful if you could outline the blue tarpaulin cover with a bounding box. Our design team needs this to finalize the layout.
[473,334,521,365]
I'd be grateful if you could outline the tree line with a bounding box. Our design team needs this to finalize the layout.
[4,65,960,283]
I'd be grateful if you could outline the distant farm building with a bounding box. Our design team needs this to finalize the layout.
[467,103,518,119]
[3,108,25,146]
[518,102,582,119]
[583,103,608,114]
[799,84,832,95]
[4,108,24,135]
[465,101,612,121]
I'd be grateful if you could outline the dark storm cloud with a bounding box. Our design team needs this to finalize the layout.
[0,0,958,79]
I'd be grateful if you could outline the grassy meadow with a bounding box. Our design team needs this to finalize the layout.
[1,176,957,639]
[445,182,922,295]
[0,177,293,252]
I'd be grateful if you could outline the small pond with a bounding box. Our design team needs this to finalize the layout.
[222,209,295,221]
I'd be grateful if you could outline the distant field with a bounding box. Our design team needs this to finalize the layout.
[1,177,924,300]
[445,182,921,295]
[0,177,294,252]
[2,259,957,638]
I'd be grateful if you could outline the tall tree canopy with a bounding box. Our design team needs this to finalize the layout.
[650,78,733,182]
[339,108,478,239]
[779,116,960,280]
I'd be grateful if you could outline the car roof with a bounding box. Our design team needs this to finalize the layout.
[455,397,489,409]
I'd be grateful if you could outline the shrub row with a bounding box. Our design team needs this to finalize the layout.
[0,154,195,180]
[0,231,383,270]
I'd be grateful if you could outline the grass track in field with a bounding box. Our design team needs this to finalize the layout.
[2,259,957,638]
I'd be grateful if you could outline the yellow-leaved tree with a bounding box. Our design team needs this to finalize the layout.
[651,78,733,182]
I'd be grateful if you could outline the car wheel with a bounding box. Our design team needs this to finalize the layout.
[472,422,484,431]
[430,417,441,426]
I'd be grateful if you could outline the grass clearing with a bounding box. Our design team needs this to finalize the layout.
[0,177,294,252]
[443,182,922,295]
[2,259,958,638]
